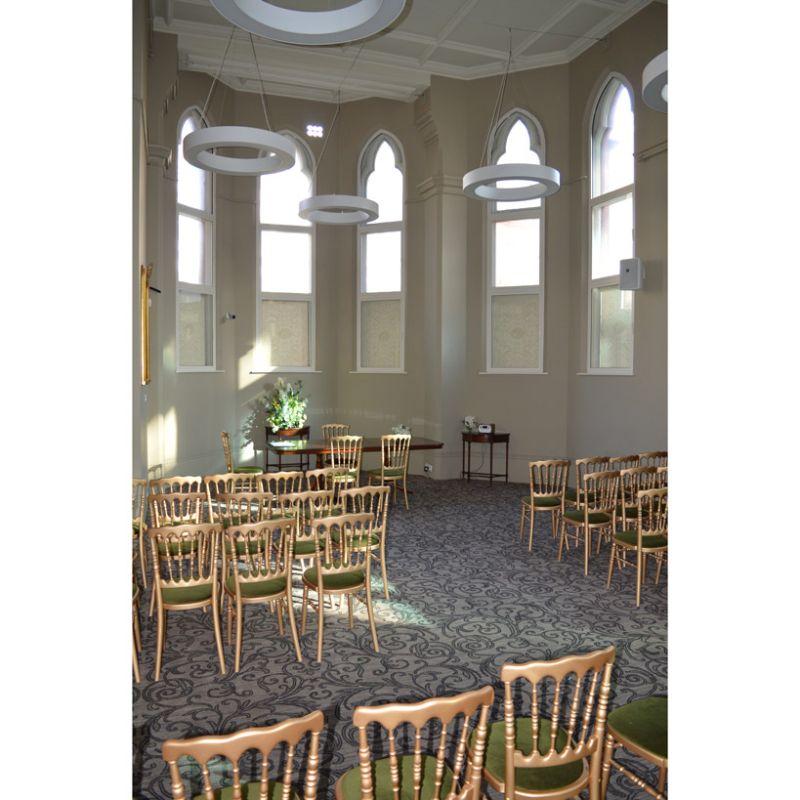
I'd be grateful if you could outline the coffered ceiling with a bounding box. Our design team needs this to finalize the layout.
[150,0,660,103]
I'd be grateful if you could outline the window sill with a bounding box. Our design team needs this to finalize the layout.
[349,369,407,374]
[576,371,635,376]
[250,369,322,374]
[176,368,225,373]
[479,371,548,375]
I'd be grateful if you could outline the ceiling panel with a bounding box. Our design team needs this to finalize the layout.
[362,36,431,60]
[544,3,613,38]
[398,0,473,37]
[428,46,501,69]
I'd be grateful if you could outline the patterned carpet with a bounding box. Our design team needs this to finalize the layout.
[133,477,667,799]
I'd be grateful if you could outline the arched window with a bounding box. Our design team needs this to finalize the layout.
[357,133,404,371]
[486,112,546,372]
[257,134,315,370]
[588,78,634,372]
[176,109,215,370]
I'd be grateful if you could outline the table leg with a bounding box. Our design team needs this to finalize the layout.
[467,439,472,480]
[505,440,509,482]
[489,440,494,484]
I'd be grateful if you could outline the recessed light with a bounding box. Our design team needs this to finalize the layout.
[306,124,324,138]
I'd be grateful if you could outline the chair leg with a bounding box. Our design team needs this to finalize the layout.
[234,600,244,673]
[212,597,227,675]
[607,543,616,587]
[600,732,615,799]
[584,526,590,576]
[138,535,148,589]
[133,604,142,652]
[315,589,325,663]
[636,549,643,608]
[519,503,526,542]
[379,540,390,600]
[301,586,309,634]
[226,595,234,644]
[285,594,303,663]
[154,607,165,681]
[364,583,380,653]
[347,594,354,628]
[557,519,566,561]
[657,765,667,794]
[655,553,664,584]
[528,508,535,552]
[133,627,141,684]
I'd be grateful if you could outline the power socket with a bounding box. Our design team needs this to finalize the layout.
[424,463,432,473]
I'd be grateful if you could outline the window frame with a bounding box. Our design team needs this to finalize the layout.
[255,132,317,373]
[356,131,406,373]
[175,107,217,373]
[485,110,547,374]
[586,75,636,376]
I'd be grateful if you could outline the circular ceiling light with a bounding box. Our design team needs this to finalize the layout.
[183,126,296,176]
[210,0,407,46]
[642,50,668,112]
[299,195,379,224]
[462,164,561,201]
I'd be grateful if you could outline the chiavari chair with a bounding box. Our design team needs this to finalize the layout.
[149,475,203,495]
[329,435,363,494]
[608,453,640,473]
[147,522,226,680]
[321,423,351,467]
[478,647,615,800]
[367,433,412,509]
[304,466,338,492]
[618,466,660,532]
[519,460,569,550]
[637,451,667,469]
[132,478,148,588]
[301,512,379,663]
[257,470,304,510]
[221,430,263,475]
[162,710,325,800]
[336,685,495,800]
[274,489,337,565]
[340,485,391,599]
[564,456,609,509]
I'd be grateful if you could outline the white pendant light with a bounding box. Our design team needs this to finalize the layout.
[463,31,560,202]
[184,29,295,177]
[299,195,378,224]
[642,50,668,112]
[210,0,406,46]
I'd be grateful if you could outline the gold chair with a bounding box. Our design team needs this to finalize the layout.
[257,470,304,507]
[558,470,620,576]
[607,487,667,607]
[223,517,302,670]
[367,433,412,509]
[340,485,391,599]
[608,454,640,473]
[321,423,351,466]
[162,709,325,800]
[564,456,609,508]
[301,512,379,663]
[329,435,363,493]
[275,489,337,564]
[221,430,263,475]
[618,466,660,531]
[212,491,273,529]
[638,451,668,469]
[304,466,338,491]
[148,522,226,681]
[479,646,615,800]
[204,472,263,521]
[148,491,206,527]
[149,475,204,495]
[132,478,148,588]
[601,695,668,799]
[519,460,569,550]
[133,554,142,684]
[336,685,495,800]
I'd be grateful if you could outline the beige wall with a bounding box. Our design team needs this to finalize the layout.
[133,3,667,482]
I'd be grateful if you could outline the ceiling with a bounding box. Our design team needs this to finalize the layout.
[150,0,659,103]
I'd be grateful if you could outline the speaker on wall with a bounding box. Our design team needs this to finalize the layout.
[620,257,645,290]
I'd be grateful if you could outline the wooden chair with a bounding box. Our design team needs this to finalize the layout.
[336,685,495,800]
[340,485,391,599]
[149,475,204,495]
[601,695,668,799]
[564,457,609,509]
[162,709,325,800]
[618,466,660,531]
[367,433,412,509]
[221,430,263,475]
[321,423,351,466]
[132,478,148,588]
[519,460,569,550]
[558,470,620,576]
[329,435,363,493]
[133,554,142,684]
[607,487,667,607]
[222,517,302,670]
[257,470,304,507]
[204,473,264,521]
[608,454,640,473]
[147,522,226,681]
[301,512,379,663]
[212,491,273,528]
[479,647,615,800]
[304,466,338,491]
[638,451,667,469]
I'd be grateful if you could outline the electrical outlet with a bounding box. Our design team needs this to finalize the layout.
[424,463,432,473]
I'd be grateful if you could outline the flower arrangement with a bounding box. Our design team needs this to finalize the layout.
[264,378,308,432]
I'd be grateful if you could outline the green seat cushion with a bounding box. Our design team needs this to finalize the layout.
[233,467,263,474]
[223,539,263,555]
[562,508,611,525]
[367,467,405,478]
[161,583,213,605]
[614,530,668,549]
[330,530,380,548]
[608,696,667,759]
[132,520,142,533]
[566,488,596,503]
[225,573,286,598]
[338,755,454,800]
[303,567,365,590]
[191,780,299,800]
[481,718,584,793]
[533,496,561,508]
[293,538,322,556]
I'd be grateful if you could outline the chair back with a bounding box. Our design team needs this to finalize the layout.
[148,492,207,527]
[582,470,620,516]
[162,709,325,800]
[573,457,610,506]
[309,512,374,581]
[322,423,351,442]
[214,492,273,527]
[149,475,203,495]
[330,435,363,478]
[257,470,304,501]
[341,485,390,535]
[381,433,411,473]
[350,685,495,800]
[638,450,668,468]
[499,647,615,794]
[132,478,147,531]
[656,465,668,486]
[204,472,262,503]
[608,454,640,473]
[148,522,221,605]
[637,487,668,542]
[528,460,569,504]
[276,489,336,557]
[304,467,337,491]
[619,465,659,510]
[220,431,234,473]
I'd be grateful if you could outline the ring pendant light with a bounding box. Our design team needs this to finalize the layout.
[210,0,407,46]
[462,31,560,202]
[183,29,295,176]
[642,50,668,112]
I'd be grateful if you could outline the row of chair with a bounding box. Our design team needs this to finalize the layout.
[161,646,667,800]
[520,452,668,606]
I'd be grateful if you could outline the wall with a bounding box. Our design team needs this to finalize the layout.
[134,3,667,482]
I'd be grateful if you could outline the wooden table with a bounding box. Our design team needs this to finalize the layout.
[461,431,510,483]
[266,436,444,471]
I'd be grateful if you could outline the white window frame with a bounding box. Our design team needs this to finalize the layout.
[176,107,216,373]
[255,133,317,373]
[586,75,635,376]
[356,131,406,373]
[485,110,547,374]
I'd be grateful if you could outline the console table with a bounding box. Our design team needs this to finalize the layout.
[265,426,311,472]
[461,431,510,483]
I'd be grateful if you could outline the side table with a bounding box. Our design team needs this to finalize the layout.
[265,425,311,472]
[461,431,510,483]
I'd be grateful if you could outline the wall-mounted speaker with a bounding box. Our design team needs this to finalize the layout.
[620,257,645,290]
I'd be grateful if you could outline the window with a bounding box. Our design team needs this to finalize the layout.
[257,135,315,370]
[357,134,404,371]
[176,110,215,370]
[486,113,546,372]
[588,78,634,372]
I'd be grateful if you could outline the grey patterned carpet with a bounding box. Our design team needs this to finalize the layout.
[133,477,667,799]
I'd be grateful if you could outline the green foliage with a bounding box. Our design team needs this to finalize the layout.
[241,378,308,445]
